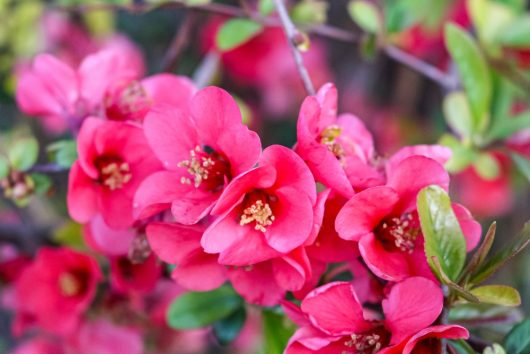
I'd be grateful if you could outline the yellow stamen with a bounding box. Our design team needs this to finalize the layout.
[239,200,275,232]
[101,162,132,190]
[178,146,216,188]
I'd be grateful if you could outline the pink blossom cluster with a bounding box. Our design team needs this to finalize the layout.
[10,29,486,351]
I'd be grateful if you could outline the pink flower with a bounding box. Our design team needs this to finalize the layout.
[201,144,316,265]
[134,86,261,225]
[284,277,468,353]
[11,336,64,354]
[109,253,162,294]
[16,50,142,133]
[83,214,136,256]
[104,74,196,122]
[335,156,480,282]
[14,247,102,335]
[67,118,161,229]
[68,320,143,354]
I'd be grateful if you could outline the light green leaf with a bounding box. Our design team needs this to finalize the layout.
[262,308,296,354]
[445,24,492,134]
[443,91,474,139]
[468,0,514,54]
[30,173,51,195]
[47,140,77,168]
[471,285,521,307]
[487,110,530,141]
[291,0,328,25]
[511,152,530,183]
[216,19,263,52]
[417,185,467,281]
[497,16,530,47]
[54,222,85,250]
[8,137,38,171]
[484,344,506,354]
[504,318,530,354]
[0,155,9,179]
[258,0,275,15]
[348,0,381,34]
[473,152,501,180]
[167,285,242,329]
[439,134,477,173]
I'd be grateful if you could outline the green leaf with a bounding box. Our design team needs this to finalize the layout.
[483,344,506,354]
[468,0,514,54]
[439,134,477,173]
[470,285,521,307]
[445,24,492,134]
[262,308,296,354]
[470,221,530,285]
[511,152,530,183]
[504,318,530,354]
[473,152,501,180]
[212,307,246,345]
[167,285,242,329]
[417,185,467,281]
[0,155,9,179]
[8,137,38,171]
[348,0,381,34]
[291,0,328,25]
[449,302,522,328]
[216,19,263,52]
[431,256,479,303]
[443,91,474,139]
[258,0,275,15]
[47,140,77,168]
[497,16,530,47]
[30,173,51,195]
[53,222,85,250]
[461,222,496,282]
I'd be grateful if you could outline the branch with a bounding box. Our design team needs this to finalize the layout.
[28,163,69,174]
[54,1,453,90]
[162,10,196,72]
[272,0,315,95]
[192,51,221,88]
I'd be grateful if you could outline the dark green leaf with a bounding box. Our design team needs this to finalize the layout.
[504,318,530,354]
[470,285,521,307]
[167,285,242,329]
[431,256,479,303]
[216,19,263,52]
[262,308,296,354]
[9,137,38,171]
[461,222,496,283]
[0,155,9,179]
[213,307,246,345]
[417,185,467,281]
[445,24,492,134]
[30,173,51,195]
[471,221,530,284]
[511,153,530,183]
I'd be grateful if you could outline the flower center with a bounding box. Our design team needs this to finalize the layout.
[320,125,345,160]
[96,156,132,190]
[375,212,420,254]
[104,80,151,122]
[343,327,390,354]
[239,192,276,232]
[178,145,231,191]
[59,272,82,297]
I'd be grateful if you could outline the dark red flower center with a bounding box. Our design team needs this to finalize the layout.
[104,80,152,122]
[375,211,420,254]
[343,327,391,354]
[58,270,89,297]
[239,190,277,233]
[95,156,132,191]
[319,125,345,161]
[178,145,231,192]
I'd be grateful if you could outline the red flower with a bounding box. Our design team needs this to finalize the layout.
[67,118,161,229]
[14,247,102,335]
[134,86,261,225]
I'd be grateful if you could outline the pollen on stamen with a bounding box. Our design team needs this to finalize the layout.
[344,333,382,354]
[178,146,217,188]
[239,199,275,232]
[320,125,345,161]
[101,162,132,190]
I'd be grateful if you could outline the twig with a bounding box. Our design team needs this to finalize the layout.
[161,10,196,72]
[272,0,315,95]
[53,1,454,91]
[192,51,221,88]
[28,164,69,174]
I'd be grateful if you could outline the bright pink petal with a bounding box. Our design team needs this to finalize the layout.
[272,248,311,291]
[401,325,469,354]
[336,113,374,160]
[452,203,481,251]
[387,145,452,175]
[133,171,184,219]
[67,161,98,224]
[383,277,443,344]
[77,117,104,178]
[171,249,227,291]
[87,215,135,256]
[228,262,285,306]
[141,74,196,107]
[145,222,202,264]
[386,155,449,213]
[98,188,134,229]
[301,282,372,336]
[358,233,410,282]
[335,186,399,241]
[215,126,262,176]
[314,83,338,130]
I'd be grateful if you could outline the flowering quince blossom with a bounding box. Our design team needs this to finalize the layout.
[67,117,162,229]
[16,49,143,133]
[283,277,469,354]
[335,158,481,281]
[134,86,261,225]
[14,247,102,335]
